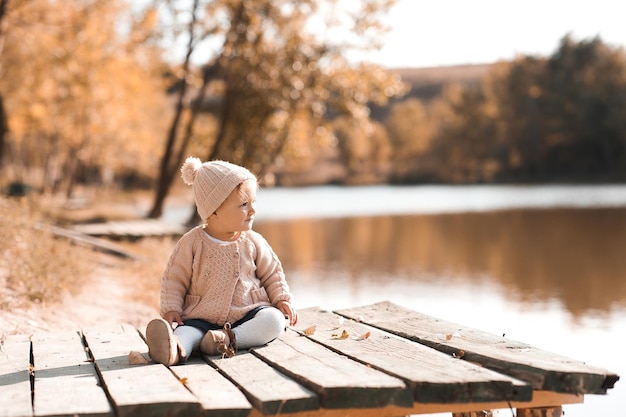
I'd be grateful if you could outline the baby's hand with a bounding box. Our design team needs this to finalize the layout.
[276,301,298,326]
[163,311,184,328]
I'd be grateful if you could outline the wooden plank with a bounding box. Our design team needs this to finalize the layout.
[246,390,582,417]
[169,357,253,417]
[336,301,620,395]
[250,330,412,409]
[404,390,581,416]
[294,307,531,404]
[517,406,563,417]
[109,222,131,236]
[72,220,186,238]
[82,325,202,417]
[0,336,32,417]
[207,351,319,415]
[38,224,140,259]
[31,331,113,417]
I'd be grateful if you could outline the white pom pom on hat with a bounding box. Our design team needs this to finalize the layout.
[180,157,256,220]
[181,156,202,185]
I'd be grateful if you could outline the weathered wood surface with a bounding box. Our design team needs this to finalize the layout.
[293,307,531,404]
[0,336,32,417]
[0,302,619,417]
[207,350,318,415]
[336,301,620,395]
[167,357,253,417]
[37,223,141,259]
[251,330,411,409]
[72,220,186,239]
[31,331,112,417]
[83,324,202,417]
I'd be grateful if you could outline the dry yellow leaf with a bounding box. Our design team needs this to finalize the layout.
[445,331,461,342]
[302,325,316,335]
[180,377,188,386]
[128,351,149,365]
[356,331,371,341]
[332,329,350,340]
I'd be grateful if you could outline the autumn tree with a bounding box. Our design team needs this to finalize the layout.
[424,83,500,183]
[540,36,626,178]
[482,35,626,181]
[146,0,406,219]
[146,0,218,218]
[420,35,626,183]
[384,98,439,181]
[0,0,167,196]
[480,58,547,180]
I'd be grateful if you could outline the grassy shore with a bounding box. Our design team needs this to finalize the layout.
[0,197,91,308]
[0,195,175,335]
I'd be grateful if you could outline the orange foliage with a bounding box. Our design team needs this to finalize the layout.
[0,0,169,194]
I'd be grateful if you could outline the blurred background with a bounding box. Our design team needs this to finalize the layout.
[0,1,625,415]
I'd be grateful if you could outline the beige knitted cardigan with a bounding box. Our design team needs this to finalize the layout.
[160,226,293,325]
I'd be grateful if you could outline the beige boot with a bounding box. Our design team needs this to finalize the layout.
[146,318,186,366]
[200,323,237,358]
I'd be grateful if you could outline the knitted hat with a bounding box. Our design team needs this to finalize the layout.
[181,157,256,220]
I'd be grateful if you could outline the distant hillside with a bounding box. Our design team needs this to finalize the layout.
[370,63,494,120]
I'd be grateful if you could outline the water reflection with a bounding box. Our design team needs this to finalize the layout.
[255,207,626,318]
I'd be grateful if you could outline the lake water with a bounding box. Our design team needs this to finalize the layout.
[168,184,626,416]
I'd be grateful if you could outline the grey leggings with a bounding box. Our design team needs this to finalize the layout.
[174,306,286,356]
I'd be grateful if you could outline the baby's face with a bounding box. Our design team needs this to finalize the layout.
[213,179,258,233]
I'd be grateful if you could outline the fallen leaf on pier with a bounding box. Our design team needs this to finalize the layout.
[452,350,465,359]
[128,351,149,365]
[356,331,371,341]
[180,377,188,386]
[445,331,461,342]
[302,325,316,335]
[331,330,350,340]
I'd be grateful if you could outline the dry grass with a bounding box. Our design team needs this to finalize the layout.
[0,196,94,309]
[0,196,177,317]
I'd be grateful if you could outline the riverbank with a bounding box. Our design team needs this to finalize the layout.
[0,194,173,336]
[1,253,159,335]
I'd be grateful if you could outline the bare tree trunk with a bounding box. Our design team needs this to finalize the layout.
[184,81,235,227]
[174,65,218,174]
[0,0,10,168]
[0,96,7,167]
[147,0,200,219]
[61,146,79,199]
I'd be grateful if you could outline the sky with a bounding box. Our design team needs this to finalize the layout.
[356,0,626,68]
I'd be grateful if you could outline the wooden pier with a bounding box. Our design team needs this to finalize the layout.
[71,220,187,239]
[40,219,189,259]
[0,301,619,417]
